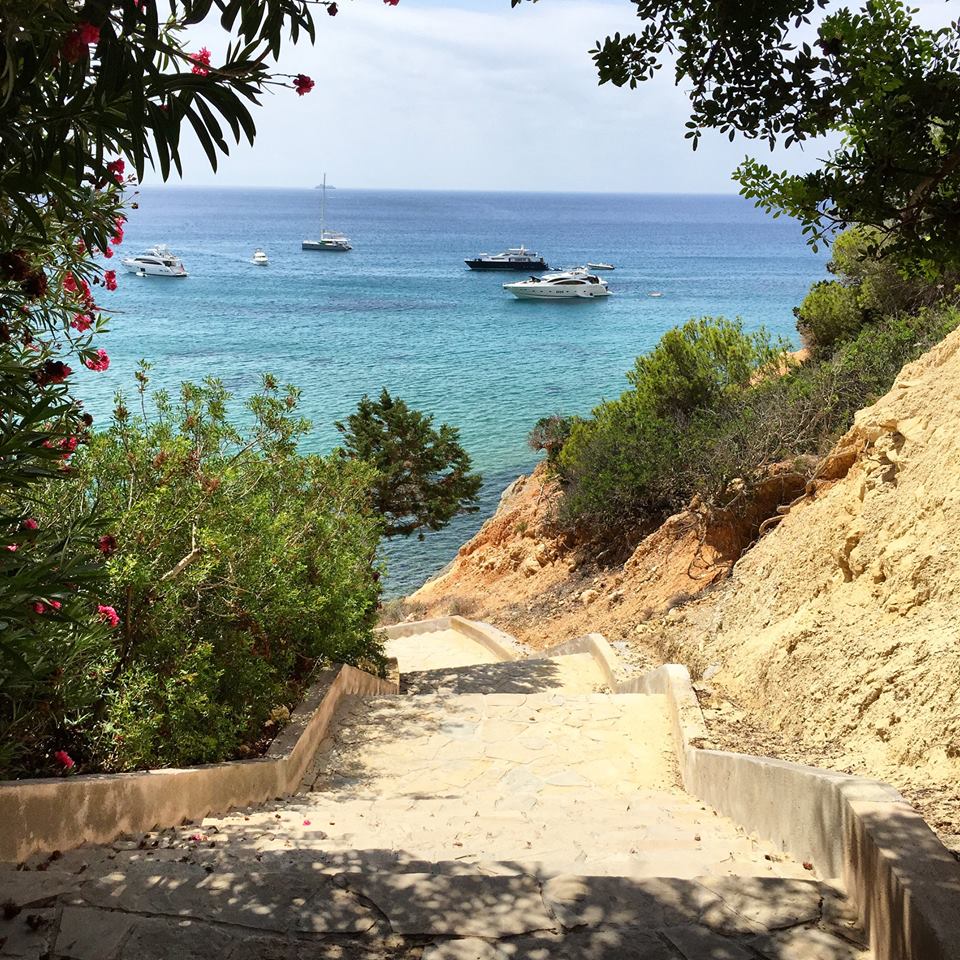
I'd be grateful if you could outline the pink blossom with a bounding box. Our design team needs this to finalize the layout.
[78,22,100,44]
[102,246,114,259]
[97,534,118,555]
[106,159,125,182]
[54,750,75,770]
[6,544,17,552]
[303,819,311,826]
[294,74,315,96]
[104,270,118,291]
[191,47,212,76]
[50,600,62,610]
[97,604,120,628]
[22,519,38,531]
[33,601,46,614]
[383,0,399,6]
[71,313,94,332]
[84,348,110,372]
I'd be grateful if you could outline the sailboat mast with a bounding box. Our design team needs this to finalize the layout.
[321,172,326,238]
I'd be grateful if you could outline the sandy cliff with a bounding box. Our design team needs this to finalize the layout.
[409,327,960,850]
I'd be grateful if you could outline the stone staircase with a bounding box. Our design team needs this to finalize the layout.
[0,625,872,959]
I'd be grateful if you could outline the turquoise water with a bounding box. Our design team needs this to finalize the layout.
[82,187,827,594]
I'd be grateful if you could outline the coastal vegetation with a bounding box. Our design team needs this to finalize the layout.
[0,0,453,780]
[336,389,482,540]
[554,251,960,541]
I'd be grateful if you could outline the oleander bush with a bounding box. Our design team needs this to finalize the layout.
[33,369,384,772]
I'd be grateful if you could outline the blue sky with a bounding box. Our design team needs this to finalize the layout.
[174,0,955,193]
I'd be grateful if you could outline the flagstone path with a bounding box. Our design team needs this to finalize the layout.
[0,624,872,959]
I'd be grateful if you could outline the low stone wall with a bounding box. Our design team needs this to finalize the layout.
[0,664,397,864]
[542,632,623,689]
[635,664,960,960]
[381,616,523,662]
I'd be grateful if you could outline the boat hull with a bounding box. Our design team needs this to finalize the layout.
[121,260,187,277]
[465,259,548,270]
[302,240,352,252]
[504,285,610,299]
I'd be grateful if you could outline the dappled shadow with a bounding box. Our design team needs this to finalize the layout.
[400,658,574,695]
[0,841,872,959]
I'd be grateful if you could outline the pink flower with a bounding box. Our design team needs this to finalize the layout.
[84,348,110,372]
[191,47,211,76]
[35,360,72,386]
[294,74,315,96]
[104,270,117,291]
[383,0,399,6]
[97,534,118,555]
[78,22,100,45]
[111,227,124,246]
[6,544,17,552]
[97,604,120,628]
[54,750,75,770]
[63,273,78,294]
[62,22,99,63]
[106,159,125,180]
[102,246,114,259]
[22,519,38,531]
[50,600,62,610]
[303,819,311,826]
[71,313,94,332]
[33,601,46,614]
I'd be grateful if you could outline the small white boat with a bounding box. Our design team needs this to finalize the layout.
[121,245,188,277]
[252,248,269,265]
[587,261,615,270]
[503,270,611,300]
[303,174,352,252]
[648,290,664,298]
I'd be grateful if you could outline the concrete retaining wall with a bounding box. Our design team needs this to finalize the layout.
[544,632,623,689]
[634,663,960,960]
[0,664,397,864]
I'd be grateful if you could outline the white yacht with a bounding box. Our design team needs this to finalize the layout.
[303,174,352,252]
[252,248,269,265]
[587,261,615,270]
[121,245,188,277]
[465,246,548,271]
[503,270,611,300]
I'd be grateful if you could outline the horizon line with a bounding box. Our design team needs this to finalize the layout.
[136,183,746,197]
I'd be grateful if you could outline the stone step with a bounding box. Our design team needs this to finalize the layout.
[401,652,609,695]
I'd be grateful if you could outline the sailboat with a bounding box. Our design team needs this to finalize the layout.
[302,174,352,251]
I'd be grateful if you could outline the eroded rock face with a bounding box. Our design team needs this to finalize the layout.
[692,328,960,773]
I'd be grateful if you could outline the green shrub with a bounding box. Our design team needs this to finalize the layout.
[528,415,577,464]
[557,308,960,541]
[795,280,866,350]
[39,369,384,772]
[558,317,784,533]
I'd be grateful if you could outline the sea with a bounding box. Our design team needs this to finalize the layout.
[81,187,828,596]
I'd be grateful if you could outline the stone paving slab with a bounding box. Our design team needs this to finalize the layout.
[385,630,501,674]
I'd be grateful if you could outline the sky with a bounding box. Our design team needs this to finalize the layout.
[173,0,955,193]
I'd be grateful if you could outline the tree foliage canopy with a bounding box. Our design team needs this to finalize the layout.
[336,389,483,539]
[515,0,960,269]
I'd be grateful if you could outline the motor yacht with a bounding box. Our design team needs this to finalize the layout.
[465,246,548,270]
[121,245,188,277]
[252,248,269,265]
[503,270,611,299]
[303,174,352,252]
[587,261,615,270]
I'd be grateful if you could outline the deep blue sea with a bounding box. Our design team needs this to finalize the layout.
[81,187,828,595]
